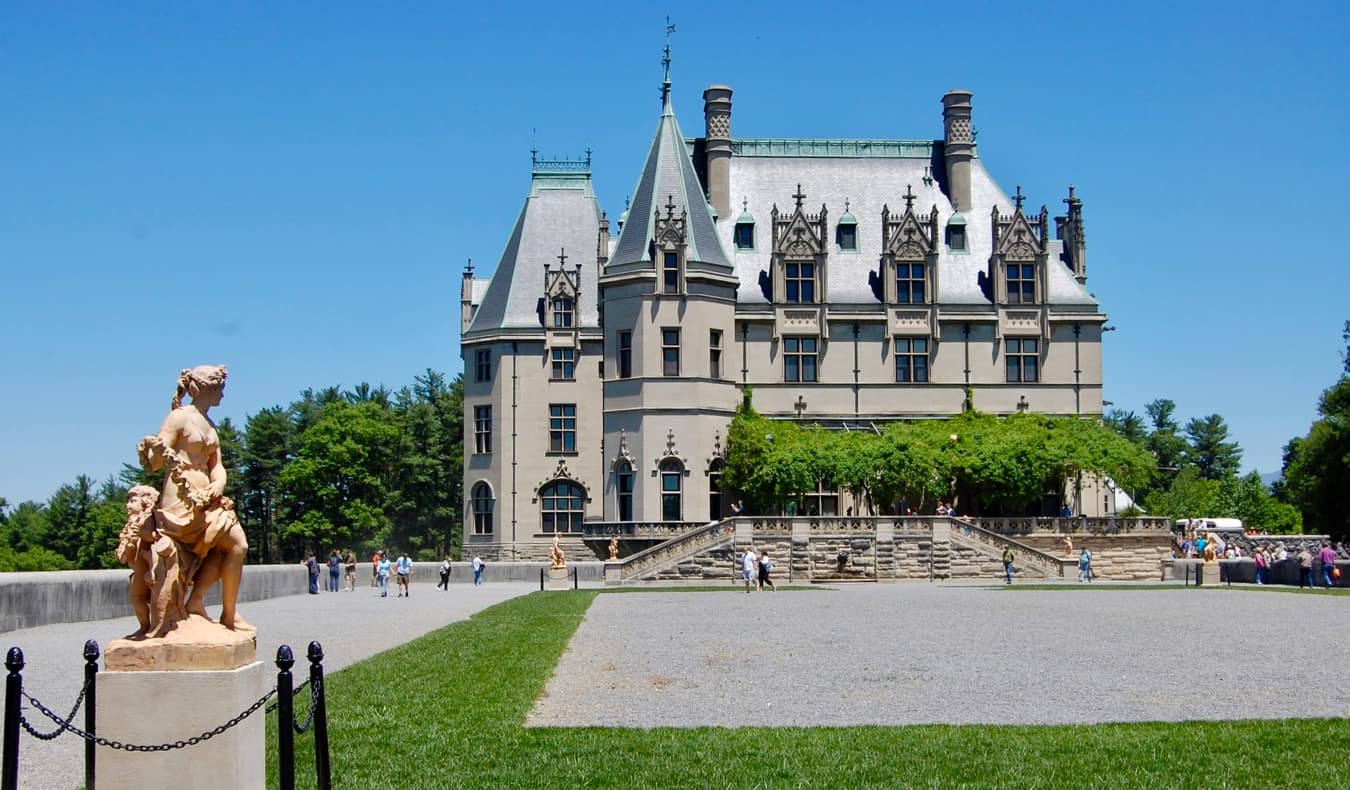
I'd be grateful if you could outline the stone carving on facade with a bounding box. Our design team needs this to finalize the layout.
[611,428,636,471]
[771,186,828,259]
[532,458,592,504]
[654,194,688,247]
[655,428,689,468]
[110,366,256,668]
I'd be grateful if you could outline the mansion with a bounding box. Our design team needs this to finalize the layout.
[460,69,1107,559]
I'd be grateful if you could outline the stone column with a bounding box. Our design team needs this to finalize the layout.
[703,85,733,220]
[942,91,974,212]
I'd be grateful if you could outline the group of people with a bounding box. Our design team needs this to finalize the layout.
[302,550,358,594]
[739,546,777,593]
[1175,529,1344,588]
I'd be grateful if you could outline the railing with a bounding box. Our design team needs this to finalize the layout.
[949,519,1067,578]
[618,520,734,581]
[582,521,709,540]
[973,516,1171,535]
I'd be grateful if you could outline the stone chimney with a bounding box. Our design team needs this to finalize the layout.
[703,85,733,221]
[941,90,974,212]
[1057,185,1088,285]
[596,211,610,266]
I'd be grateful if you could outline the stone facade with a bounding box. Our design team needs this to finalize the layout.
[462,67,1113,560]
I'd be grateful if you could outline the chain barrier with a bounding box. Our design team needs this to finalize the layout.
[20,685,277,752]
[266,679,308,714]
[292,676,322,734]
[15,677,91,741]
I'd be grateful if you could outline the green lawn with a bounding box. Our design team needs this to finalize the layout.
[268,590,1349,789]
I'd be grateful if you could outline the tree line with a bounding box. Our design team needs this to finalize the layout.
[0,370,464,572]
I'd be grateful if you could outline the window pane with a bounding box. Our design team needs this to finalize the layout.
[913,282,924,303]
[786,356,799,382]
[803,356,817,382]
[1025,357,1038,382]
[1025,338,1038,353]
[912,263,924,278]
[915,356,928,383]
[897,263,909,279]
[914,338,928,353]
[1007,357,1020,382]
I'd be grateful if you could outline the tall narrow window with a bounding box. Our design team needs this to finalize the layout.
[1007,264,1036,304]
[1005,337,1040,382]
[550,347,575,380]
[540,480,585,533]
[474,349,492,382]
[896,262,926,304]
[894,338,929,383]
[618,332,632,379]
[662,328,680,376]
[784,337,818,383]
[663,252,680,294]
[709,329,722,379]
[660,459,683,521]
[548,404,577,453]
[785,261,816,303]
[551,297,574,328]
[474,405,493,453]
[471,482,494,535]
[616,462,634,522]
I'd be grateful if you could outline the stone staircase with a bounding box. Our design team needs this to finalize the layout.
[617,519,736,582]
[947,519,1067,579]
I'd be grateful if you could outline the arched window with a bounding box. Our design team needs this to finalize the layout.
[660,459,683,522]
[540,480,585,534]
[708,458,726,521]
[616,462,634,522]
[471,482,494,535]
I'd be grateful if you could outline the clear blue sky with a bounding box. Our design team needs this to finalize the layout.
[3,1,1347,504]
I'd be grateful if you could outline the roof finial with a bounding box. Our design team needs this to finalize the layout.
[1014,185,1025,211]
[660,17,675,109]
[793,184,806,208]
[904,184,916,211]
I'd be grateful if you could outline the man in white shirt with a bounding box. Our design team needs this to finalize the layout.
[741,546,757,594]
[395,552,413,597]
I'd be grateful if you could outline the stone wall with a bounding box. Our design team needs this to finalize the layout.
[1015,534,1171,580]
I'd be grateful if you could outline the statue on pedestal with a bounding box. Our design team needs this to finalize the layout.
[607,537,619,561]
[549,534,567,570]
[119,366,252,639]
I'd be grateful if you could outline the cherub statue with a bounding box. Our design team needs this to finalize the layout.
[607,536,620,561]
[116,484,188,637]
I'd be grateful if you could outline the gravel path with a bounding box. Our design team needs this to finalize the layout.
[4,581,537,790]
[529,584,1350,728]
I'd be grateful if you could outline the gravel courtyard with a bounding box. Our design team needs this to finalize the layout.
[528,584,1350,727]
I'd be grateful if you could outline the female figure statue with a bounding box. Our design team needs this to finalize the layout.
[137,365,251,631]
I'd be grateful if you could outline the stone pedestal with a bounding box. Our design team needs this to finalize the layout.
[1200,560,1221,587]
[547,567,570,590]
[96,660,266,790]
[603,562,621,585]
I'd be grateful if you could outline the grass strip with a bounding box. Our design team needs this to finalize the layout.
[268,590,1349,789]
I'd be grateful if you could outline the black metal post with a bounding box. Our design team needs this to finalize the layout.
[83,640,98,790]
[307,642,330,790]
[572,567,577,590]
[539,567,544,592]
[276,646,295,790]
[3,647,23,790]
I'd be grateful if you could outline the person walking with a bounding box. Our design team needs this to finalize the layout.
[472,552,484,586]
[395,551,413,597]
[1318,541,1338,588]
[371,550,381,588]
[758,550,777,591]
[437,557,452,590]
[304,552,320,594]
[1002,547,1015,585]
[1298,547,1314,588]
[1078,547,1093,583]
[344,550,357,591]
[741,545,757,593]
[326,550,341,592]
[376,551,392,597]
[1253,548,1268,585]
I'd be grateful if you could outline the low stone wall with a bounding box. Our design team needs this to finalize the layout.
[1164,558,1350,587]
[0,564,310,633]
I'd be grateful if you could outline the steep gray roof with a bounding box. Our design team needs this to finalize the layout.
[609,93,731,269]
[723,151,1097,308]
[466,172,602,334]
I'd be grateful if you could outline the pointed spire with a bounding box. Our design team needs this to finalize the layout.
[660,18,675,112]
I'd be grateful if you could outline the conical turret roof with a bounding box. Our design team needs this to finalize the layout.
[609,88,731,269]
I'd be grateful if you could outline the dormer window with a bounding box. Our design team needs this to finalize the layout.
[784,261,817,304]
[734,222,754,249]
[551,296,574,328]
[836,203,858,250]
[945,214,968,251]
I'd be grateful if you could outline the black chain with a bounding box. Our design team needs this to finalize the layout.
[16,677,91,741]
[20,685,277,752]
[292,676,321,734]
[264,679,308,715]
